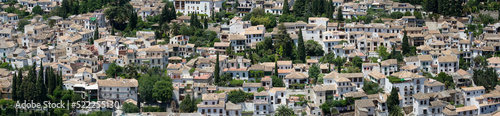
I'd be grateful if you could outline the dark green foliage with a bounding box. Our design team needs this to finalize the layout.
[248,9,277,29]
[337,7,343,21]
[106,63,123,78]
[404,11,412,16]
[187,31,219,47]
[278,14,297,22]
[351,56,363,69]
[258,87,266,92]
[459,57,471,70]
[283,0,289,15]
[413,11,423,19]
[473,56,487,67]
[305,40,324,56]
[309,65,320,84]
[433,72,455,89]
[36,61,47,102]
[152,80,174,103]
[390,12,404,19]
[425,0,463,16]
[297,29,306,63]
[362,81,384,94]
[18,19,30,32]
[472,68,499,92]
[215,52,220,84]
[11,71,17,100]
[32,5,43,15]
[275,105,294,116]
[402,31,410,55]
[228,89,252,103]
[332,57,347,73]
[190,13,203,29]
[229,80,244,87]
[320,99,354,115]
[179,94,198,113]
[122,103,140,113]
[139,74,173,102]
[0,62,13,71]
[272,76,285,87]
[275,24,294,59]
[387,88,399,112]
[142,106,167,112]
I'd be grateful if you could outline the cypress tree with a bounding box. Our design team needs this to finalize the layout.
[402,30,409,55]
[47,67,55,95]
[283,0,289,15]
[169,2,176,20]
[274,60,279,77]
[297,29,306,63]
[23,62,37,101]
[204,17,208,29]
[16,69,23,100]
[11,71,17,100]
[94,23,99,41]
[36,61,47,102]
[214,52,220,84]
[160,2,171,26]
[337,7,343,21]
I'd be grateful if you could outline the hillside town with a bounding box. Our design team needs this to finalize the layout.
[1,0,500,115]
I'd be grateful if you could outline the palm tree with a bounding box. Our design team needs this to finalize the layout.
[275,105,294,116]
[161,23,170,35]
[389,106,404,116]
[171,22,180,35]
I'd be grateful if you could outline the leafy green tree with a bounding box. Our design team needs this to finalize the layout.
[152,80,174,103]
[257,87,265,92]
[435,72,455,89]
[278,14,296,22]
[106,63,123,78]
[122,103,139,113]
[351,56,363,69]
[32,5,43,15]
[390,12,404,19]
[473,56,487,67]
[413,11,423,19]
[404,11,412,16]
[362,81,383,94]
[459,57,471,70]
[275,24,294,59]
[139,74,171,102]
[377,46,390,60]
[472,68,499,91]
[18,19,31,32]
[275,105,294,116]
[228,89,249,103]
[332,57,346,73]
[272,76,285,87]
[305,40,324,56]
[309,65,320,84]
